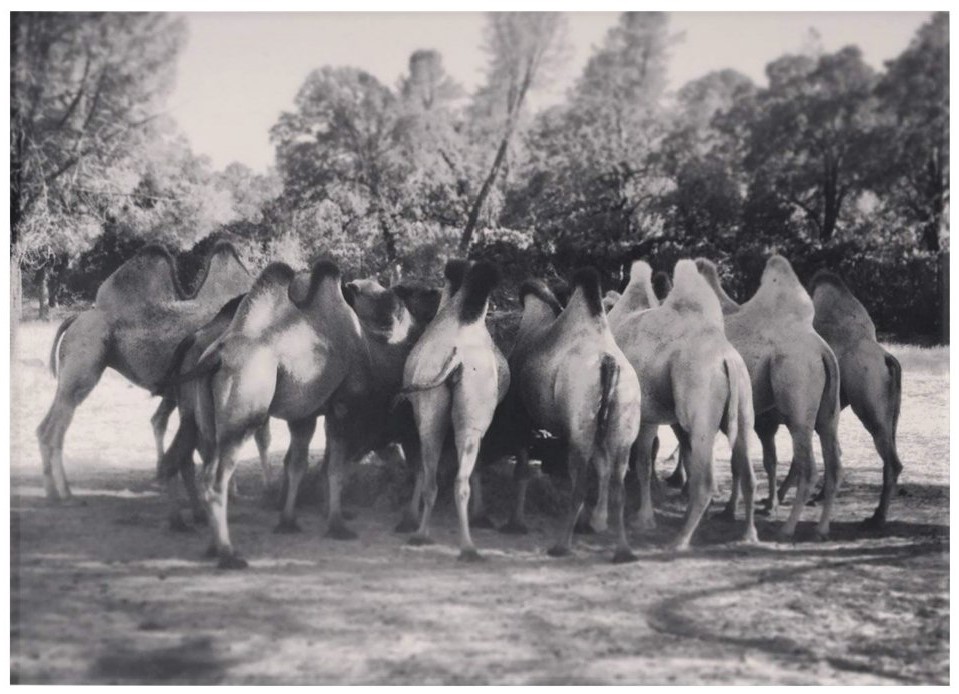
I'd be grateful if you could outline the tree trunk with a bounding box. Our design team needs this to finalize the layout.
[37,266,49,321]
[11,258,22,323]
[460,131,512,253]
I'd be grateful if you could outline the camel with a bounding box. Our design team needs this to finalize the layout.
[400,260,509,560]
[609,259,757,550]
[157,293,273,531]
[38,241,253,501]
[695,256,842,539]
[803,270,903,528]
[510,269,642,561]
[178,259,441,567]
[602,290,621,313]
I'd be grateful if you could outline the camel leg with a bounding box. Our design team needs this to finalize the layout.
[669,430,714,552]
[158,413,199,531]
[453,430,484,560]
[609,444,637,563]
[276,418,316,534]
[718,434,741,523]
[732,430,758,543]
[409,408,447,547]
[37,372,104,501]
[755,411,780,514]
[204,438,248,569]
[501,448,531,534]
[589,449,612,533]
[632,424,659,531]
[324,424,357,541]
[815,422,842,540]
[394,437,422,533]
[778,426,817,539]
[548,446,589,557]
[863,423,903,529]
[469,467,495,529]
[254,420,272,487]
[151,397,176,476]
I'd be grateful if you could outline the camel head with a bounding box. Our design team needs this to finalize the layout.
[193,241,252,301]
[608,260,657,324]
[519,279,563,318]
[344,278,440,343]
[694,257,740,314]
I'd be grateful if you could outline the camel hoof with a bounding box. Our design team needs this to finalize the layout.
[273,518,302,534]
[499,519,529,535]
[739,528,759,545]
[168,516,194,533]
[860,513,886,531]
[713,507,736,523]
[458,548,484,562]
[217,553,249,570]
[325,523,358,541]
[407,534,434,546]
[573,519,596,535]
[394,516,418,534]
[547,545,571,558]
[666,540,691,553]
[470,515,496,530]
[612,549,638,564]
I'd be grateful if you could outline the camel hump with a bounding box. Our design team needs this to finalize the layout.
[292,258,342,309]
[458,261,500,324]
[666,259,724,326]
[231,262,296,333]
[95,244,183,309]
[570,267,604,317]
[444,259,470,297]
[192,241,251,300]
[519,279,563,316]
[755,255,814,323]
[811,270,876,340]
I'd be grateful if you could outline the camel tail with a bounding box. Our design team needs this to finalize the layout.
[884,352,902,438]
[49,314,79,377]
[596,354,619,444]
[392,348,462,410]
[722,358,739,452]
[820,348,841,424]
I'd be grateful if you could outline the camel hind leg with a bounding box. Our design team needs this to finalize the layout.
[669,427,716,552]
[548,445,590,557]
[151,397,176,475]
[778,426,817,539]
[275,417,316,533]
[453,429,484,560]
[204,435,247,569]
[253,420,272,487]
[37,317,108,501]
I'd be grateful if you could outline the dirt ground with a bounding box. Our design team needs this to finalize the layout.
[11,320,949,684]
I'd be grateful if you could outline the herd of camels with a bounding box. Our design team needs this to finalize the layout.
[36,240,904,569]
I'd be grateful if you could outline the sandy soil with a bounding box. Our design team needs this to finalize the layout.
[11,320,949,684]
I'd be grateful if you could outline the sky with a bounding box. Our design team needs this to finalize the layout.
[167,12,932,173]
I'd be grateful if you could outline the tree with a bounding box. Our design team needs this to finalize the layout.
[11,12,186,317]
[509,12,679,257]
[459,12,570,252]
[271,66,406,263]
[873,12,949,252]
[742,47,878,244]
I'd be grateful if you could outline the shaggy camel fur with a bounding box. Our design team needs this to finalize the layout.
[38,242,252,501]
[400,260,508,560]
[696,256,843,539]
[609,260,757,550]
[512,270,642,561]
[805,271,903,528]
[158,293,272,530]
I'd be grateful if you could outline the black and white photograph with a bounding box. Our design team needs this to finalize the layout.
[9,8,950,685]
